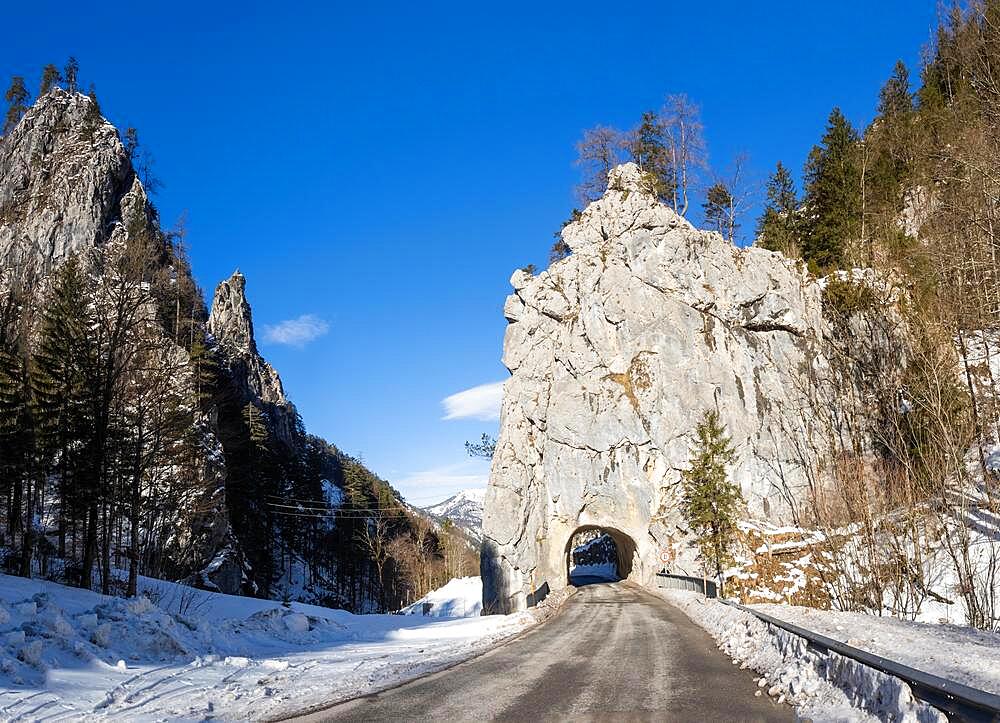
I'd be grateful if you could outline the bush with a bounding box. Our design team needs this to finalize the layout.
[822,276,876,320]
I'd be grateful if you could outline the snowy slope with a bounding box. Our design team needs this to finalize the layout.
[423,489,485,542]
[400,577,483,617]
[0,573,531,721]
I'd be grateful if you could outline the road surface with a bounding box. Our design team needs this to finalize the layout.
[292,581,792,722]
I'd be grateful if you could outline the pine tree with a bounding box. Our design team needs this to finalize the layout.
[680,409,741,592]
[757,161,800,255]
[31,259,92,560]
[188,337,217,411]
[124,127,139,161]
[877,60,913,118]
[3,77,30,135]
[865,61,915,234]
[465,433,496,459]
[86,84,100,112]
[39,64,61,96]
[63,57,79,93]
[703,182,733,238]
[801,108,862,271]
[0,350,38,577]
[627,111,674,204]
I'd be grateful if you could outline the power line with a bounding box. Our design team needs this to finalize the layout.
[266,502,416,514]
[268,509,415,520]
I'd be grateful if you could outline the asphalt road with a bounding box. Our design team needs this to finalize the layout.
[293,581,793,722]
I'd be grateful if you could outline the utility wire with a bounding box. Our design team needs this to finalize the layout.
[268,509,416,520]
[267,502,417,514]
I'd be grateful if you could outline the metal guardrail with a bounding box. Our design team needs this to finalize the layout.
[655,572,717,598]
[719,598,1000,723]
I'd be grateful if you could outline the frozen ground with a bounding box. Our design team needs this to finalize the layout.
[659,589,948,722]
[0,574,531,721]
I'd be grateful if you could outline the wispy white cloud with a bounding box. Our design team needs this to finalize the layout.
[396,463,489,491]
[441,380,505,421]
[263,314,329,348]
[395,461,489,505]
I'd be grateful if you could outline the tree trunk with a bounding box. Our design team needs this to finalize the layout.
[81,502,98,589]
[101,500,112,595]
[19,474,33,578]
[127,419,143,598]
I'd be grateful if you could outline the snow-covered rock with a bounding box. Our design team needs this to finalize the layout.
[483,163,836,613]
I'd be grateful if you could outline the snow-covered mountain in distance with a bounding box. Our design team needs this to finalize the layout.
[423,489,486,542]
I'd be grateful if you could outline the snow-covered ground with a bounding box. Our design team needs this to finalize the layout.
[750,602,1000,696]
[568,562,617,581]
[0,574,531,721]
[400,577,482,617]
[659,590,935,721]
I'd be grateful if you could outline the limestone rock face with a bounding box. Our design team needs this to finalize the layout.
[0,89,248,594]
[208,270,297,444]
[482,163,830,613]
[0,88,133,268]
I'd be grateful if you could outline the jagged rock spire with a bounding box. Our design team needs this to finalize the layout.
[208,270,295,443]
[208,270,257,355]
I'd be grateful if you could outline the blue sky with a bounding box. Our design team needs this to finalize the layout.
[4,1,939,505]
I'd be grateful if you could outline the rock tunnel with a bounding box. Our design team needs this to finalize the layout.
[565,526,637,585]
[480,164,829,614]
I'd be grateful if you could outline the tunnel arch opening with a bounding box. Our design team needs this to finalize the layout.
[564,526,637,586]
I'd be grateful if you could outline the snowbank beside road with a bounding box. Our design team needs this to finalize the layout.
[750,602,1000,696]
[658,589,947,722]
[0,573,531,721]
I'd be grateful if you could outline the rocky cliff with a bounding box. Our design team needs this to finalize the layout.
[482,163,834,612]
[0,88,135,268]
[208,270,297,445]
[0,87,251,592]
[0,86,427,609]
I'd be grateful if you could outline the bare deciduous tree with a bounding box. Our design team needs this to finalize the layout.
[662,94,707,216]
[574,125,625,203]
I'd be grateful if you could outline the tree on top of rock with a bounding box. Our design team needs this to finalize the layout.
[39,65,61,96]
[550,208,580,265]
[574,125,624,203]
[661,94,707,216]
[801,108,861,272]
[626,111,674,205]
[756,161,801,256]
[63,57,79,93]
[704,152,754,244]
[703,182,733,238]
[3,77,30,135]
